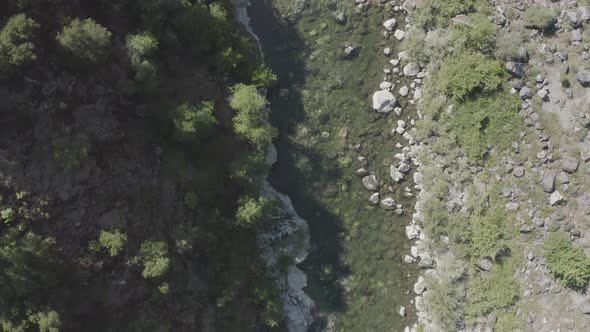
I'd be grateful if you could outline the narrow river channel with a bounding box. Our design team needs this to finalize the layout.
[249,1,419,330]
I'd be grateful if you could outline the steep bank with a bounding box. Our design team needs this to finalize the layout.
[230,1,315,330]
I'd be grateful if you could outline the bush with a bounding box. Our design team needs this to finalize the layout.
[230,150,268,190]
[184,192,198,209]
[450,92,520,160]
[251,65,278,88]
[230,84,277,148]
[138,240,171,279]
[544,232,590,288]
[423,279,465,331]
[452,13,496,54]
[99,230,127,257]
[172,101,218,140]
[494,31,524,61]
[525,5,557,31]
[132,59,158,89]
[52,138,89,172]
[465,261,519,320]
[56,18,112,62]
[469,208,512,260]
[28,310,61,332]
[126,32,158,63]
[0,14,39,66]
[413,0,480,28]
[236,197,273,227]
[434,51,506,101]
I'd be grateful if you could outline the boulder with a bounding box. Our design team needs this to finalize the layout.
[372,91,397,113]
[579,303,590,314]
[383,18,397,31]
[368,192,380,205]
[399,85,409,96]
[414,276,426,294]
[476,258,493,271]
[394,29,406,40]
[362,175,379,191]
[573,29,583,42]
[519,87,532,99]
[576,70,590,87]
[380,196,396,209]
[380,81,393,90]
[549,191,565,206]
[403,63,420,77]
[406,224,420,240]
[505,61,525,77]
[390,166,403,182]
[513,166,525,177]
[334,12,346,25]
[541,170,556,193]
[561,156,579,173]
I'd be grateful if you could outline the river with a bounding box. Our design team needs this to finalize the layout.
[248,0,419,331]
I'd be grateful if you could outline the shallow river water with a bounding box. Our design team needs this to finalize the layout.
[249,1,419,330]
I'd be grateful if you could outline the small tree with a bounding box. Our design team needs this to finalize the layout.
[230,84,277,148]
[544,232,590,288]
[126,32,158,63]
[138,240,170,279]
[56,18,112,62]
[236,197,274,227]
[251,65,278,88]
[28,310,61,332]
[99,230,127,257]
[172,101,218,140]
[0,14,39,66]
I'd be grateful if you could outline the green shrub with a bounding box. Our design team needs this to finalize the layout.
[434,51,506,101]
[126,32,158,63]
[172,101,218,140]
[52,138,89,172]
[494,31,524,61]
[132,59,158,89]
[28,310,61,332]
[0,208,15,223]
[230,84,277,148]
[0,14,39,66]
[469,208,512,260]
[423,279,465,331]
[184,192,198,209]
[544,232,590,288]
[99,230,127,257]
[56,18,112,62]
[525,5,556,31]
[452,13,496,54]
[450,92,520,160]
[230,150,268,190]
[413,0,481,28]
[465,261,519,320]
[138,240,171,279]
[251,65,278,88]
[560,73,571,88]
[236,197,273,227]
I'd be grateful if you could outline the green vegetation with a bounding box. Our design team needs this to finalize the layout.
[469,208,511,260]
[0,14,39,67]
[56,18,112,62]
[236,197,273,227]
[126,32,158,63]
[98,230,127,257]
[434,51,506,101]
[423,279,465,331]
[525,5,557,31]
[137,240,171,279]
[172,101,218,140]
[465,261,519,320]
[452,13,496,54]
[230,84,277,148]
[544,232,590,288]
[0,1,284,329]
[52,138,89,172]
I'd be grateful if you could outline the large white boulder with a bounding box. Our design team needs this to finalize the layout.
[372,90,397,113]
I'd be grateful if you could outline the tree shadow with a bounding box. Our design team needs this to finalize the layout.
[248,0,349,326]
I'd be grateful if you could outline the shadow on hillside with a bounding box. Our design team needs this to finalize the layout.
[248,0,349,328]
